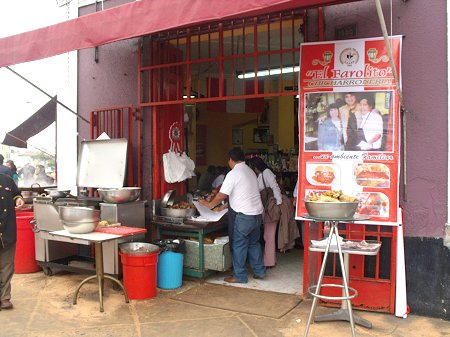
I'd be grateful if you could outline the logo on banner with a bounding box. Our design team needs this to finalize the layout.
[312,51,333,66]
[339,48,359,66]
[367,48,389,64]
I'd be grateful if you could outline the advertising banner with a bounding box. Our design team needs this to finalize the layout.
[296,36,402,225]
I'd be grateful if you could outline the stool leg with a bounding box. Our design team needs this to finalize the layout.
[73,275,96,305]
[334,226,356,337]
[304,221,336,337]
[104,275,129,303]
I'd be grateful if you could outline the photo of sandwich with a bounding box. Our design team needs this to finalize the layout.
[306,163,339,186]
[355,192,389,218]
[354,163,390,188]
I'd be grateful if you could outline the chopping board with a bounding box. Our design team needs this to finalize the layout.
[95,226,146,236]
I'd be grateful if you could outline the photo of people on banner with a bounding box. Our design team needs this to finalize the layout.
[303,90,393,152]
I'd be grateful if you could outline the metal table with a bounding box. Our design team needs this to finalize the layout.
[153,217,227,278]
[49,228,145,312]
[302,214,375,337]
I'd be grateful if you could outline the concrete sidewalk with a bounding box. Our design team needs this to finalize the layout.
[1,272,449,337]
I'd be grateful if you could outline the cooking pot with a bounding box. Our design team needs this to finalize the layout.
[45,188,71,198]
[160,207,196,218]
[97,187,141,203]
[21,191,39,204]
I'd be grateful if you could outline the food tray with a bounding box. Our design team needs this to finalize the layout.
[309,239,381,256]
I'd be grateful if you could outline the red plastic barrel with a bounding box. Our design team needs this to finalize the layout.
[15,211,41,273]
[119,251,159,300]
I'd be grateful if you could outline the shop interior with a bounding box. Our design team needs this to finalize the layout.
[184,97,303,295]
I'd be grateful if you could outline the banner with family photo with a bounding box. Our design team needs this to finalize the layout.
[296,36,402,225]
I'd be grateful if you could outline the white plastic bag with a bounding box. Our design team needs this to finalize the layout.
[163,150,196,183]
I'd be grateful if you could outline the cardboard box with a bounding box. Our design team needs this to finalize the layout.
[183,239,232,271]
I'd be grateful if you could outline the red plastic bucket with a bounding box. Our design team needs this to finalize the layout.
[119,251,159,300]
[15,211,41,273]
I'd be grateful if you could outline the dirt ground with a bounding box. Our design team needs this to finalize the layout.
[1,271,449,337]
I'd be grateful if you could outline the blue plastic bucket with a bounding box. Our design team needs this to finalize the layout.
[157,251,183,289]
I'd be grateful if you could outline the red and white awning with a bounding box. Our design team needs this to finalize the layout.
[0,0,359,68]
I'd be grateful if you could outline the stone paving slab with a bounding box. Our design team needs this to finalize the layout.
[1,272,448,337]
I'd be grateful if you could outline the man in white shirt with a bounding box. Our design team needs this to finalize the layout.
[199,148,265,283]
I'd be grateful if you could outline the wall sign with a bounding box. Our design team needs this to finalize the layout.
[296,36,402,225]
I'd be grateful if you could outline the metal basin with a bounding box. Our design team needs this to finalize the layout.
[119,242,160,255]
[304,200,359,219]
[22,191,39,204]
[45,188,71,198]
[160,207,196,218]
[97,187,141,203]
[62,220,98,234]
[58,206,100,223]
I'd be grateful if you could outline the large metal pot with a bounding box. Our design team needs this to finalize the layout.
[160,207,196,218]
[45,188,71,198]
[21,191,39,204]
[119,242,160,255]
[304,200,359,219]
[97,187,141,203]
[61,220,98,234]
[58,206,100,223]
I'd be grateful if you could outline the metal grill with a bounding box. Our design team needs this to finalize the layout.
[89,105,142,187]
[139,10,305,107]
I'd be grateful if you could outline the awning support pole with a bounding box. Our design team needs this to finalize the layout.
[374,0,407,202]
[6,66,89,124]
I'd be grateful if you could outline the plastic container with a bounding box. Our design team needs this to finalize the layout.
[154,239,185,289]
[15,211,41,273]
[157,251,184,289]
[119,243,159,300]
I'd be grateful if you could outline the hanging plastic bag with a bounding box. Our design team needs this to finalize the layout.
[163,150,185,183]
[163,121,196,183]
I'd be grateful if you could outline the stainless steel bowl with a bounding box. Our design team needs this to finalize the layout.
[304,200,359,219]
[62,220,98,234]
[58,206,100,223]
[119,242,160,255]
[97,187,141,203]
[45,188,71,198]
[160,207,196,218]
[22,191,39,204]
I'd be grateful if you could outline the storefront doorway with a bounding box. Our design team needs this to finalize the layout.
[139,10,305,294]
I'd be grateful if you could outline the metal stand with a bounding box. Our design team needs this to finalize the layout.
[314,253,372,328]
[73,241,129,312]
[304,220,357,337]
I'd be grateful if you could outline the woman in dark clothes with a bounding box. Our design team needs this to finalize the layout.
[0,174,24,309]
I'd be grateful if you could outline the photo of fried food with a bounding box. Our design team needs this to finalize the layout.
[354,163,390,188]
[311,165,335,185]
[306,190,358,202]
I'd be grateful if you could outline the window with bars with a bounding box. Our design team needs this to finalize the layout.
[139,10,304,106]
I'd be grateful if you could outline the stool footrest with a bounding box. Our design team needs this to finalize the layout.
[308,284,358,301]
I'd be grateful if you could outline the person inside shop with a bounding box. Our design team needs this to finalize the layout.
[199,147,265,283]
[197,165,216,192]
[340,92,362,151]
[248,157,282,268]
[18,163,35,187]
[355,96,383,151]
[0,173,25,310]
[317,103,344,151]
[5,160,19,186]
[211,166,228,190]
[0,155,13,179]
[33,164,54,186]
